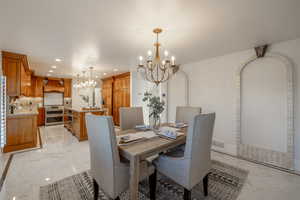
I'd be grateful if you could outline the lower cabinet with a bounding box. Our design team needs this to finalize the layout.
[4,114,38,153]
[71,111,104,141]
[37,107,45,126]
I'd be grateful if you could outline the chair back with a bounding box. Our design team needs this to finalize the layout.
[176,106,201,124]
[119,107,144,130]
[184,113,215,187]
[86,114,120,197]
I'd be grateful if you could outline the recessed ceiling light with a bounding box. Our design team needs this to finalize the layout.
[113,69,118,72]
[95,75,99,78]
[51,65,57,69]
[49,70,53,73]
[45,178,51,181]
[55,58,62,62]
[103,72,107,75]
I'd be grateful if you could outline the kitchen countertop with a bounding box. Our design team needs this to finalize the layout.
[64,107,107,113]
[7,110,39,117]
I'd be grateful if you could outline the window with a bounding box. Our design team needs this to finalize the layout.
[0,76,6,148]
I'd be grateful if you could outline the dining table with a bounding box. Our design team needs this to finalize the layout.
[116,124,188,200]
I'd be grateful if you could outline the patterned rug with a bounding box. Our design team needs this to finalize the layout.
[40,160,248,200]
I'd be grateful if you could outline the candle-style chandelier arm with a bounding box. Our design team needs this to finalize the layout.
[138,65,152,83]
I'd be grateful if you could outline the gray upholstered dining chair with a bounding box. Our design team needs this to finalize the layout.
[173,106,202,152]
[86,114,156,200]
[153,113,216,200]
[176,106,202,124]
[119,107,144,130]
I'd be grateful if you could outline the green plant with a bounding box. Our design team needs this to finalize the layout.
[142,92,165,121]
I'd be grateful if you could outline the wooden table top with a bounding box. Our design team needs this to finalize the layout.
[116,125,187,160]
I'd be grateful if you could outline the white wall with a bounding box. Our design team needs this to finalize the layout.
[241,58,288,153]
[130,71,164,125]
[168,38,300,170]
[71,79,102,108]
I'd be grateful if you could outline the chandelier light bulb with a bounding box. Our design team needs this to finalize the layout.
[171,56,176,65]
[164,50,169,57]
[139,56,143,65]
[162,60,166,65]
[147,50,152,56]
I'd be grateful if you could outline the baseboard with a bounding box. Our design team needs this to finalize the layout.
[295,159,300,171]
[212,141,300,174]
[212,141,237,156]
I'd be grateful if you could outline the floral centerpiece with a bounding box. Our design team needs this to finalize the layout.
[142,92,165,129]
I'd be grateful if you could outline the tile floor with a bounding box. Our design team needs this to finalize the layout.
[0,125,300,200]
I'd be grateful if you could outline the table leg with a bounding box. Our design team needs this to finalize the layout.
[130,156,140,200]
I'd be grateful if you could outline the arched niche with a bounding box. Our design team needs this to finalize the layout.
[236,53,294,169]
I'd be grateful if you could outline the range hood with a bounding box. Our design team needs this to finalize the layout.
[43,78,64,93]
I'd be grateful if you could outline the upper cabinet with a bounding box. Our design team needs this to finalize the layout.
[2,52,21,96]
[112,72,130,125]
[20,63,32,96]
[31,76,44,97]
[102,77,114,116]
[101,72,130,125]
[2,51,31,96]
[2,51,72,98]
[64,79,72,98]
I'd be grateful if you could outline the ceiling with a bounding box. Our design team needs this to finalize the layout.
[1,0,300,78]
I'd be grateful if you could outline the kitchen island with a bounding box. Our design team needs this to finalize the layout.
[4,110,38,153]
[64,107,107,141]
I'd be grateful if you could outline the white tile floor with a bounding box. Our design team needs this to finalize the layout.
[0,125,300,200]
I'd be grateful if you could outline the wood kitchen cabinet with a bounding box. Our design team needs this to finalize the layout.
[43,78,64,93]
[2,52,21,96]
[101,72,130,125]
[2,51,31,96]
[112,73,130,125]
[37,107,45,126]
[31,76,44,97]
[71,110,104,141]
[64,78,72,98]
[20,63,32,96]
[102,77,114,116]
[4,113,38,153]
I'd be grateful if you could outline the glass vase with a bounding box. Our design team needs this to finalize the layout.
[150,116,161,130]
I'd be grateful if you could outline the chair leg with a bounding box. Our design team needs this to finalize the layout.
[183,188,191,200]
[114,197,120,200]
[203,173,209,196]
[93,179,99,200]
[149,169,157,200]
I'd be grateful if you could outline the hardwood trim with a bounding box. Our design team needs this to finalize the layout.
[38,127,43,149]
[0,127,43,192]
[20,55,30,72]
[0,154,13,192]
[101,76,114,82]
[2,51,30,73]
[2,51,24,59]
[113,72,130,79]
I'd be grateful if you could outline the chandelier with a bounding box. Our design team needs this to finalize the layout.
[137,28,179,86]
[73,67,97,89]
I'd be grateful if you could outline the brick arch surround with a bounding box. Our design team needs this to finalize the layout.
[236,52,294,169]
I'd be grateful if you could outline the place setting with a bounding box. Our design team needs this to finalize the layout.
[117,125,185,146]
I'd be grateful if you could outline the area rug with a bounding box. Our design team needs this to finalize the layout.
[40,160,248,200]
